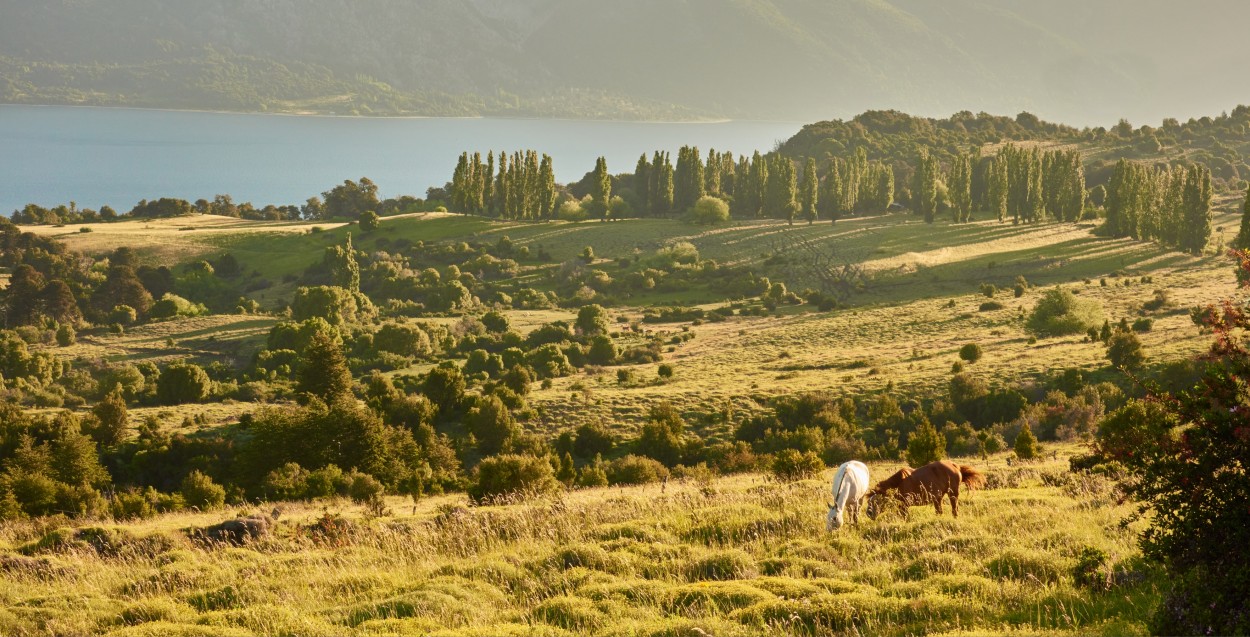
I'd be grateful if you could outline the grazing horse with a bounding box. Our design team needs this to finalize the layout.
[865,460,984,519]
[825,460,870,531]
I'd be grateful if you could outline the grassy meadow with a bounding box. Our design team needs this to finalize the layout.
[10,205,1241,636]
[0,446,1157,637]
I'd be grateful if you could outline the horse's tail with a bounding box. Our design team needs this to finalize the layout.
[959,465,985,490]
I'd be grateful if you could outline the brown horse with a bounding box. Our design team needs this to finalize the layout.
[865,460,985,519]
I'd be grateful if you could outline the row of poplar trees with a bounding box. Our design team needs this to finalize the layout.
[449,150,558,220]
[912,145,1086,224]
[1104,158,1212,254]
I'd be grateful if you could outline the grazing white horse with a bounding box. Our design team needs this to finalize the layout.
[825,460,870,531]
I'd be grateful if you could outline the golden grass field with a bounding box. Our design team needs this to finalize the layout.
[0,446,1156,637]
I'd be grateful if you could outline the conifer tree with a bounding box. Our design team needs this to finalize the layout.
[91,385,129,448]
[297,330,354,402]
[1234,183,1250,250]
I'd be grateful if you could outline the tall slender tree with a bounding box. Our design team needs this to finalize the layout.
[801,159,819,224]
[1235,183,1250,250]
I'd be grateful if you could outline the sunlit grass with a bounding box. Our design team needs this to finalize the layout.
[0,449,1158,636]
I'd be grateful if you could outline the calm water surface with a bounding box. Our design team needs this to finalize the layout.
[0,105,800,214]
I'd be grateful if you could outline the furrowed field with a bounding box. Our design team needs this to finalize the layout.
[0,448,1157,637]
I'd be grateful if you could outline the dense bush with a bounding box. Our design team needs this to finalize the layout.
[179,470,226,510]
[156,362,212,404]
[1026,288,1104,336]
[690,195,730,224]
[906,420,945,466]
[770,449,823,482]
[605,455,669,485]
[469,454,560,503]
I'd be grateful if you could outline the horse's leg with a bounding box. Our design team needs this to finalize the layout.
[951,482,961,518]
[933,493,943,515]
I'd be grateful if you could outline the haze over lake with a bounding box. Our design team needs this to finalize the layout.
[0,105,799,215]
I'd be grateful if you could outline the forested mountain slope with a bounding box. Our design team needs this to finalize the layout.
[2,0,1246,122]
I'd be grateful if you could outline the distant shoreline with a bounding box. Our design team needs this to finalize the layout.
[0,102,802,126]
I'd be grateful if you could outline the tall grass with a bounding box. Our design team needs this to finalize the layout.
[0,450,1158,636]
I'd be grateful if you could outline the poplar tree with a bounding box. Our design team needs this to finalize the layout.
[987,155,1008,221]
[912,148,939,224]
[801,159,819,224]
[652,152,674,216]
[590,156,611,219]
[705,148,721,196]
[1180,164,1212,254]
[537,154,556,219]
[765,156,798,223]
[634,153,651,217]
[948,151,973,222]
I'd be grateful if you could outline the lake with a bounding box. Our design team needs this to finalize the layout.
[0,105,800,214]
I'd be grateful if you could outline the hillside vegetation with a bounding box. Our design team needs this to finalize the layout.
[3,0,1249,123]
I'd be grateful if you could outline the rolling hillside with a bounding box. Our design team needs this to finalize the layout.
[3,0,1248,123]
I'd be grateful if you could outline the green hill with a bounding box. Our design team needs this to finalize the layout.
[3,0,1248,123]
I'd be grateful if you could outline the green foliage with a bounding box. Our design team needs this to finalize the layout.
[295,331,353,403]
[958,343,983,364]
[469,454,560,503]
[179,470,226,510]
[691,195,730,224]
[906,419,945,466]
[770,449,823,482]
[358,210,380,233]
[149,294,208,320]
[467,395,518,455]
[156,362,211,405]
[1013,422,1040,461]
[89,386,128,447]
[1106,329,1145,370]
[1026,288,1104,337]
[605,455,669,485]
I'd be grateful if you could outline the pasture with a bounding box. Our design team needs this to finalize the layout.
[0,447,1156,637]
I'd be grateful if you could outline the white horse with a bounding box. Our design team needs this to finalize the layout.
[825,460,870,531]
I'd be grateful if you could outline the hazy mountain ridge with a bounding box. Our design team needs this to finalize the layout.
[1,0,1246,123]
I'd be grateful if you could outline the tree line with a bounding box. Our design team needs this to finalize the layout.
[1103,159,1212,254]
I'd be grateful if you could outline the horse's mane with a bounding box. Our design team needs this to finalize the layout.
[871,467,913,494]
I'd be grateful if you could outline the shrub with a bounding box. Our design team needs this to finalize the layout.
[979,301,1004,311]
[347,472,386,515]
[557,200,588,222]
[469,454,560,503]
[1106,329,1145,370]
[55,324,75,347]
[573,422,615,459]
[979,283,997,298]
[770,449,823,482]
[691,196,730,224]
[958,343,983,364]
[109,305,138,325]
[605,455,669,485]
[149,294,207,319]
[1014,422,1040,461]
[1026,288,1104,337]
[179,470,226,510]
[156,362,212,404]
[657,363,674,378]
[906,420,945,466]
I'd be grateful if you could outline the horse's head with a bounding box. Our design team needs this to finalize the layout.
[865,492,884,520]
[825,501,843,531]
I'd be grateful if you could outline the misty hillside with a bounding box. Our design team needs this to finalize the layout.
[1,0,1246,124]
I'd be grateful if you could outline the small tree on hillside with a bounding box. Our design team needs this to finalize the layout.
[157,362,212,405]
[958,343,983,364]
[90,386,129,447]
[1014,422,1040,461]
[907,419,945,466]
[296,331,353,403]
[1106,328,1145,370]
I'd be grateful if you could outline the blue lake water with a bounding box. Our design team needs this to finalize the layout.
[0,105,800,214]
